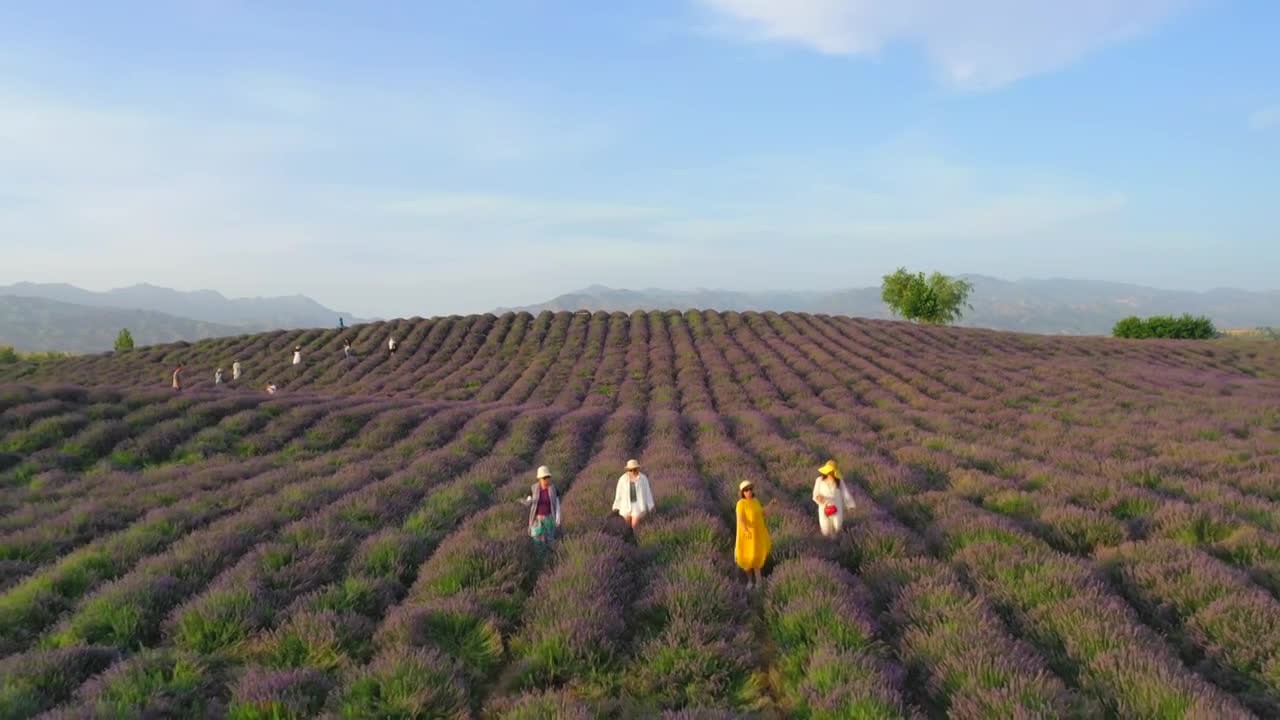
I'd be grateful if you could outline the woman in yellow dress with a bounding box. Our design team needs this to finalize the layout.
[735,481,770,590]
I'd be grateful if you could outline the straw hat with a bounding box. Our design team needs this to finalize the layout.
[625,459,641,471]
[738,481,754,493]
[818,460,842,480]
[536,465,552,479]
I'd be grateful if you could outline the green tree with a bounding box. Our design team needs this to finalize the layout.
[0,345,17,364]
[1112,316,1150,339]
[114,328,135,352]
[1112,314,1216,339]
[880,268,974,325]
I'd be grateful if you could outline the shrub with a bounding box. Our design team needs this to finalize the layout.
[0,646,119,718]
[75,649,223,718]
[334,647,469,720]
[1113,314,1216,339]
[228,668,332,720]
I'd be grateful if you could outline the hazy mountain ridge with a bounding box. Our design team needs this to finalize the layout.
[0,282,358,330]
[499,276,1280,335]
[0,283,360,353]
[0,296,244,353]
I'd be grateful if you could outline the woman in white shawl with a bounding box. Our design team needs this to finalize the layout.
[613,459,655,529]
[813,459,856,538]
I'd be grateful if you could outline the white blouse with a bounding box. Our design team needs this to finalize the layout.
[613,473,655,516]
[813,477,856,520]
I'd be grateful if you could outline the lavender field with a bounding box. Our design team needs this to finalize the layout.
[1,310,1279,719]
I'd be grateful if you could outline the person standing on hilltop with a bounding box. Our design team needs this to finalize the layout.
[388,335,398,355]
[613,459,655,529]
[812,459,856,539]
[735,481,770,590]
[232,360,242,381]
[171,365,184,391]
[292,345,302,366]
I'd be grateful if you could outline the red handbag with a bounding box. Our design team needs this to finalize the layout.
[824,503,837,517]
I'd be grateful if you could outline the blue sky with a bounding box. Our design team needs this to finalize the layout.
[1,1,1276,317]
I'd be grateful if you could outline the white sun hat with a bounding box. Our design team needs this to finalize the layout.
[536,465,552,479]
[625,459,641,471]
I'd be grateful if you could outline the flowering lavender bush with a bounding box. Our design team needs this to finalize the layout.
[0,308,1277,717]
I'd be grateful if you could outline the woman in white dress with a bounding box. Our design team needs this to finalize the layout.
[292,346,302,365]
[612,459,655,529]
[812,459,856,539]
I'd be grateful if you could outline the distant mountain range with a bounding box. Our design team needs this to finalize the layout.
[5,276,1276,353]
[498,276,1280,335]
[0,283,358,353]
[0,296,244,353]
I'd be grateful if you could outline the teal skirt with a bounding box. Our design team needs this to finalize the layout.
[532,515,556,542]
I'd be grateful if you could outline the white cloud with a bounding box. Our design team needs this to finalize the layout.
[1249,105,1280,131]
[696,0,1196,89]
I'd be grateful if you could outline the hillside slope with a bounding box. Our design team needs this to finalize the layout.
[5,311,1279,397]
[500,277,1280,334]
[2,311,1280,717]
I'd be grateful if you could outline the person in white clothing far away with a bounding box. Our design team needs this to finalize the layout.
[232,360,242,381]
[613,459,655,529]
[214,367,223,385]
[292,346,302,365]
[812,459,856,539]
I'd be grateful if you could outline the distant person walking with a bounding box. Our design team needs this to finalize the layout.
[735,481,770,590]
[171,365,184,391]
[292,346,302,366]
[214,367,224,386]
[232,360,242,381]
[388,335,398,355]
[343,339,353,360]
[613,459,655,529]
[265,382,278,395]
[339,317,345,330]
[812,460,856,539]
[524,466,561,545]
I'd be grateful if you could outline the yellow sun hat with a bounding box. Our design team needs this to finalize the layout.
[818,460,842,480]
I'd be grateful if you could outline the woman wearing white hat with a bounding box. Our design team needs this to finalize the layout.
[525,465,561,544]
[812,459,856,538]
[612,459,655,529]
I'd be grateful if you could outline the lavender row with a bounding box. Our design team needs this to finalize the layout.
[1099,540,1280,715]
[215,408,566,718]
[306,408,610,718]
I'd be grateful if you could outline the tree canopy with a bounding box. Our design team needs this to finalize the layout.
[881,268,974,325]
[1112,314,1216,340]
[115,329,135,352]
